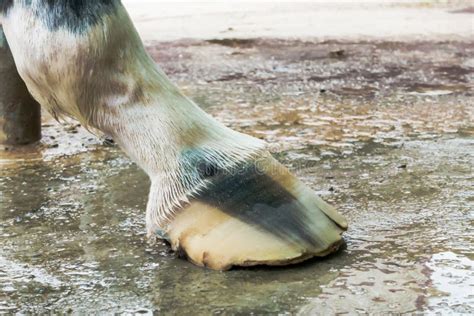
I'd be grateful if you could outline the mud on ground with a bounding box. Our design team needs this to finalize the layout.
[0,38,473,314]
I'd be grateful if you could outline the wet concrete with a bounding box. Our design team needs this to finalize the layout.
[0,37,473,313]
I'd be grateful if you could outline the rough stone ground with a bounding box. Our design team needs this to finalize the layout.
[1,3,473,314]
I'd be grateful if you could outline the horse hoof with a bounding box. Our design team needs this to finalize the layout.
[164,154,347,270]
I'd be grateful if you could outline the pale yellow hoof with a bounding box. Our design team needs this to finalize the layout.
[164,154,347,270]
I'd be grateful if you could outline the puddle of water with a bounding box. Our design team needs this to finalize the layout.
[299,258,429,314]
[427,252,474,314]
[1,135,472,313]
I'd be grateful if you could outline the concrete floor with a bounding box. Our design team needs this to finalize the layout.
[1,1,473,314]
[123,1,473,42]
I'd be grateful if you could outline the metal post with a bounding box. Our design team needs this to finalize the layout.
[0,26,41,146]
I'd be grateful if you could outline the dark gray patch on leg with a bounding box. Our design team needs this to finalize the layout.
[22,0,121,33]
[0,0,13,14]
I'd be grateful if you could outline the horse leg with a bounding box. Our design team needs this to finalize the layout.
[0,26,41,146]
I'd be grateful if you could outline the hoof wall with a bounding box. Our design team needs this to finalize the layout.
[164,155,347,270]
[167,203,344,270]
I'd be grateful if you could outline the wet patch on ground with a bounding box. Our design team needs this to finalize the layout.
[1,38,473,313]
